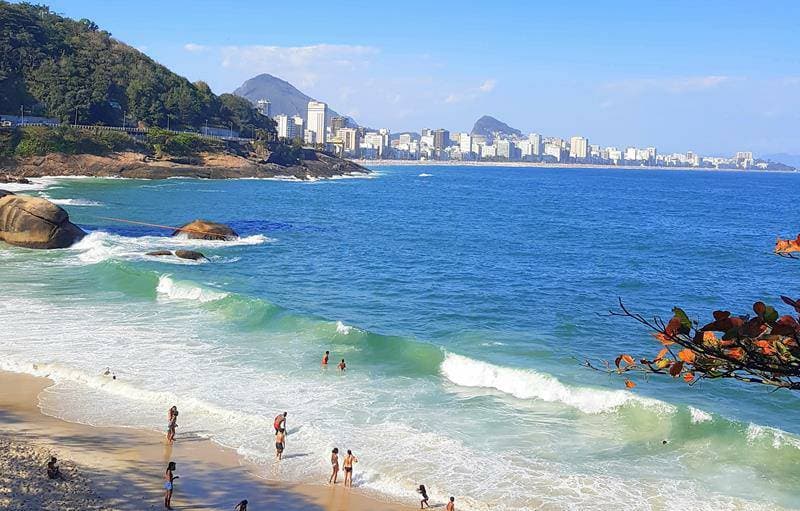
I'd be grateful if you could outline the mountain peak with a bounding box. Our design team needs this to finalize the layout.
[471,115,522,139]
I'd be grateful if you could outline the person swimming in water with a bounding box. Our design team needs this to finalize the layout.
[446,496,455,511]
[164,461,179,510]
[234,500,248,511]
[417,484,430,508]
[329,447,340,484]
[274,412,287,434]
[275,428,286,460]
[322,350,330,366]
[338,359,346,372]
[343,449,358,487]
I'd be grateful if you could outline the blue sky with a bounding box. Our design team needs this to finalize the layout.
[31,0,800,154]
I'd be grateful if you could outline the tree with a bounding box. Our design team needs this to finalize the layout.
[589,237,800,392]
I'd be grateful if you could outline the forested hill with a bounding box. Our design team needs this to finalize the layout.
[0,2,273,134]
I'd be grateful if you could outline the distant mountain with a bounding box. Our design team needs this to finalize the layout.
[762,153,800,168]
[471,115,522,140]
[233,73,354,126]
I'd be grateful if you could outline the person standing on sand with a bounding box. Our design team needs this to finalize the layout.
[164,461,179,510]
[275,428,286,460]
[234,499,248,510]
[166,406,178,443]
[343,449,358,487]
[329,447,340,484]
[446,496,455,511]
[417,484,430,508]
[338,359,346,372]
[322,350,330,366]
[274,412,287,434]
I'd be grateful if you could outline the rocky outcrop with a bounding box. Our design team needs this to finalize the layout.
[146,249,207,261]
[0,174,31,184]
[172,220,238,241]
[0,193,86,248]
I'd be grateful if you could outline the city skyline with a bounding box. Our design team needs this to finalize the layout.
[20,0,800,155]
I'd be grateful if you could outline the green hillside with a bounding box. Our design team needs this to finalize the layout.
[0,1,274,135]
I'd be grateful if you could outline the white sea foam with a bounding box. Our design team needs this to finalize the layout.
[0,177,60,192]
[335,320,354,335]
[418,173,433,177]
[689,406,713,423]
[440,353,673,415]
[38,192,103,206]
[156,275,229,303]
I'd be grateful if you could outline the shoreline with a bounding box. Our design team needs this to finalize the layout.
[0,370,409,511]
[353,159,797,173]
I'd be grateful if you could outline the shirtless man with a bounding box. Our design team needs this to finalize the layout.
[322,351,330,366]
[274,412,287,434]
[446,496,455,511]
[275,428,286,460]
[343,449,358,487]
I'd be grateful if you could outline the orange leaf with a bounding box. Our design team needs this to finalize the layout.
[656,348,669,360]
[621,354,635,366]
[624,379,636,388]
[677,349,696,364]
[669,361,684,377]
[683,372,695,383]
[702,331,718,343]
[725,347,745,360]
[652,332,675,346]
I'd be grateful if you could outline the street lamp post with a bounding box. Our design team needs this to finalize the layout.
[20,105,24,127]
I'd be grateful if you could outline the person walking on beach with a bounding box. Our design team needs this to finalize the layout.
[322,350,330,366]
[329,447,340,484]
[164,461,179,510]
[234,499,248,511]
[166,406,178,443]
[417,484,430,508]
[274,412,287,434]
[338,358,346,372]
[275,428,286,460]
[446,496,455,511]
[343,449,358,487]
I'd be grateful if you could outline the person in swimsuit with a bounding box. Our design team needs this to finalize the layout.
[446,496,455,511]
[164,461,179,510]
[166,406,178,443]
[343,449,358,487]
[329,447,340,484]
[46,456,61,479]
[338,359,346,372]
[274,412,287,434]
[275,428,286,460]
[234,499,248,511]
[322,351,330,366]
[417,484,430,508]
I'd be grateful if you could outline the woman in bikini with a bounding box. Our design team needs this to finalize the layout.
[166,406,178,443]
[338,359,346,372]
[343,449,358,487]
[329,447,340,484]
[417,484,430,508]
[164,461,179,510]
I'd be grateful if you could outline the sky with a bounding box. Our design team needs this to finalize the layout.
[29,0,800,155]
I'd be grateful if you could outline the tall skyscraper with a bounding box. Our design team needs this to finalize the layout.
[330,116,346,136]
[339,128,360,155]
[307,101,328,144]
[459,133,472,155]
[256,99,271,117]
[569,136,589,159]
[275,114,291,139]
[292,115,304,138]
[528,133,542,156]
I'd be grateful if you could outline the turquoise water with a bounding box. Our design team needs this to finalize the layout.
[1,166,799,510]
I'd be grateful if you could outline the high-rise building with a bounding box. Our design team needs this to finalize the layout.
[433,129,450,150]
[624,147,639,161]
[292,116,304,138]
[275,114,292,139]
[363,131,388,158]
[569,136,589,159]
[339,128,360,155]
[330,116,346,136]
[544,143,563,161]
[421,128,433,137]
[256,99,271,117]
[528,133,542,156]
[307,101,328,145]
[459,133,472,156]
[497,139,513,159]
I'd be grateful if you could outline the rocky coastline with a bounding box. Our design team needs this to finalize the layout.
[0,150,368,181]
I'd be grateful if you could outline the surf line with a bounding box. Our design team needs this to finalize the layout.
[93,216,213,237]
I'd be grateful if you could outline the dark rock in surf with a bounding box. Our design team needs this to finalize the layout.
[172,219,238,241]
[0,193,86,249]
[174,249,207,261]
[145,250,173,257]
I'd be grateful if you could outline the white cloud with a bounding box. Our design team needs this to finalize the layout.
[220,44,379,88]
[604,75,731,95]
[183,43,208,53]
[445,79,497,103]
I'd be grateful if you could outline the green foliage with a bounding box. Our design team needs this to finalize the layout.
[0,128,21,157]
[267,143,303,166]
[0,1,276,136]
[146,128,223,157]
[11,125,141,157]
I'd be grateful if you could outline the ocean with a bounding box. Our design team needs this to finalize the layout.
[1,165,799,510]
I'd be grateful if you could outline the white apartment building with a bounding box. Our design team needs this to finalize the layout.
[544,142,563,161]
[256,99,271,117]
[569,136,589,159]
[624,147,639,161]
[274,114,299,139]
[528,133,542,156]
[496,139,513,159]
[339,128,360,155]
[307,101,328,145]
[607,147,622,162]
[363,132,387,158]
[459,133,472,155]
[481,144,497,158]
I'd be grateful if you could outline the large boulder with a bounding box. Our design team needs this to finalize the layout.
[172,219,238,241]
[174,249,207,261]
[0,194,86,249]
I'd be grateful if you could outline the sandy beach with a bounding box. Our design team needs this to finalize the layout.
[0,370,409,511]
